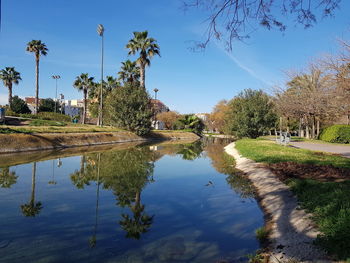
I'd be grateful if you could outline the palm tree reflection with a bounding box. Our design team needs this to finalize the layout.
[0,167,17,188]
[21,162,43,217]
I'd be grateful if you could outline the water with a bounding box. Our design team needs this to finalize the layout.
[0,139,263,263]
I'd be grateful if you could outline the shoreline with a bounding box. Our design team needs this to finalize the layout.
[0,130,199,154]
[224,142,330,263]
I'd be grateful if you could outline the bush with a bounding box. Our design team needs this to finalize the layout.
[320,125,350,143]
[106,83,152,136]
[37,112,71,122]
[10,96,31,114]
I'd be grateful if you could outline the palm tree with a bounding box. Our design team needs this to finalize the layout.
[126,31,160,89]
[21,162,43,217]
[105,76,120,92]
[26,40,48,114]
[73,73,94,124]
[0,67,22,108]
[117,60,140,84]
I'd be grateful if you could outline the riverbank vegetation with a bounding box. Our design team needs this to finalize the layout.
[235,138,350,260]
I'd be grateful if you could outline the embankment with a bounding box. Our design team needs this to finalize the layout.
[0,130,199,154]
[224,142,330,263]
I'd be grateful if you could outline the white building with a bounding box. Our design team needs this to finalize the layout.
[64,100,83,118]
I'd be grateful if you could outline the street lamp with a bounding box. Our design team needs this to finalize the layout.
[51,75,60,113]
[154,88,159,100]
[97,24,104,127]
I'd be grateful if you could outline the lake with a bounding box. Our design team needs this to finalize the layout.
[0,138,263,263]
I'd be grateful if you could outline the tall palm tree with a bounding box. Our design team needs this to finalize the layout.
[126,31,160,89]
[21,162,42,217]
[73,73,94,124]
[117,60,140,84]
[0,67,22,108]
[26,40,48,114]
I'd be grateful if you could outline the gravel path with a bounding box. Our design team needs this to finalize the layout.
[224,142,330,263]
[290,141,350,158]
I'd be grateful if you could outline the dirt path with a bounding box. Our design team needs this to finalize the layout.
[290,141,350,158]
[224,142,330,263]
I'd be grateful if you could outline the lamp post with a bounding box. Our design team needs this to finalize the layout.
[51,75,60,113]
[153,88,159,100]
[97,24,104,127]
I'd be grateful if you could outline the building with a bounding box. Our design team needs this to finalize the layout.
[64,99,83,118]
[25,97,42,114]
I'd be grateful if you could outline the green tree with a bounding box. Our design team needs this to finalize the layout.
[118,60,140,84]
[21,163,43,217]
[73,73,94,124]
[0,67,22,108]
[225,89,277,138]
[126,31,160,89]
[106,83,152,135]
[10,95,31,114]
[0,167,18,188]
[26,40,48,114]
[38,98,55,112]
[177,114,205,135]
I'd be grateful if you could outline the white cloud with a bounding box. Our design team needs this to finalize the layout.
[0,93,8,106]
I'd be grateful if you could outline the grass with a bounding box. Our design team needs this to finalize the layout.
[29,119,66,126]
[236,138,350,260]
[255,227,269,243]
[0,124,124,134]
[235,138,350,169]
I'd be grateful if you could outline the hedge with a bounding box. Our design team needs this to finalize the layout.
[320,125,350,143]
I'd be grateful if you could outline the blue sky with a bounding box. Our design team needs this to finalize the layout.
[1,0,350,113]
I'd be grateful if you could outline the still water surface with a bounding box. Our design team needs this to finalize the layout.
[0,139,263,262]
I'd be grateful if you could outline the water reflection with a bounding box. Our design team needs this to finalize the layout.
[20,162,43,217]
[0,167,17,188]
[0,139,263,262]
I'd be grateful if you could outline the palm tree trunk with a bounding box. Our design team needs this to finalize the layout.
[83,90,87,124]
[31,162,37,205]
[35,55,40,115]
[140,63,145,89]
[8,84,12,109]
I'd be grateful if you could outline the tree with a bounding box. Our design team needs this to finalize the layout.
[126,31,160,89]
[106,83,152,135]
[225,89,277,138]
[156,111,180,129]
[118,60,140,84]
[10,96,31,114]
[73,73,94,124]
[26,40,48,114]
[208,100,229,133]
[38,98,55,112]
[183,0,341,50]
[0,67,22,108]
[177,114,205,135]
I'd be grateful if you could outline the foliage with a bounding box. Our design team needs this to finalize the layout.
[29,119,66,127]
[10,96,31,114]
[118,60,140,84]
[0,167,17,188]
[320,125,350,143]
[126,31,160,89]
[176,140,203,160]
[73,73,94,124]
[225,89,277,138]
[235,138,350,168]
[183,0,340,50]
[207,100,229,133]
[156,111,180,129]
[106,83,152,136]
[38,98,55,112]
[255,227,268,243]
[288,179,350,260]
[0,67,22,107]
[177,114,205,135]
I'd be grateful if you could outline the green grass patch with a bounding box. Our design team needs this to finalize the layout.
[236,138,350,260]
[288,179,350,260]
[255,227,268,243]
[29,119,67,127]
[235,138,350,169]
[0,127,31,134]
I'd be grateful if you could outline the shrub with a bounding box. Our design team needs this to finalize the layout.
[10,96,31,114]
[37,112,71,122]
[255,227,268,243]
[320,125,350,143]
